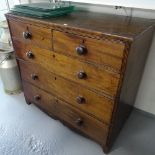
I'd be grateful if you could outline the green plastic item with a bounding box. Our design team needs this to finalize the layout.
[11,2,75,18]
[14,2,72,12]
[11,9,74,18]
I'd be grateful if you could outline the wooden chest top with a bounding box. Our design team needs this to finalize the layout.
[6,11,155,41]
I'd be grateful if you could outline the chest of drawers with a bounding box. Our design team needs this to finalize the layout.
[6,11,154,153]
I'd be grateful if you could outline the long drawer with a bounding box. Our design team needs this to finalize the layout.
[8,19,52,49]
[53,31,125,72]
[23,81,109,145]
[19,60,114,124]
[14,40,121,97]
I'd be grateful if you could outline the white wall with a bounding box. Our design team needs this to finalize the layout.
[65,0,155,10]
[135,34,155,114]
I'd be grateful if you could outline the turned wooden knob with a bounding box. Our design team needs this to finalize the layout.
[76,96,85,104]
[31,74,38,80]
[75,118,83,126]
[76,45,87,55]
[26,51,34,59]
[33,95,41,101]
[23,31,32,39]
[77,71,87,79]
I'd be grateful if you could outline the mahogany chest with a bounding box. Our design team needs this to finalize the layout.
[6,11,154,153]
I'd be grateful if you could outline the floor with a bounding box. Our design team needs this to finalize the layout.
[0,80,155,155]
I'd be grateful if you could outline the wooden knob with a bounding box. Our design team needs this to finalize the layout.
[76,45,87,55]
[23,31,32,39]
[77,71,87,79]
[26,51,34,59]
[31,74,38,80]
[76,96,85,104]
[33,95,41,101]
[75,118,83,126]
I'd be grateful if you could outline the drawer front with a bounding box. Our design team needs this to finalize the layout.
[23,81,109,144]
[53,31,125,72]
[14,40,120,97]
[19,60,114,124]
[8,19,52,49]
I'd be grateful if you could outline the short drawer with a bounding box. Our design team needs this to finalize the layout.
[53,31,125,72]
[8,19,52,49]
[19,60,114,124]
[14,41,120,97]
[23,81,109,144]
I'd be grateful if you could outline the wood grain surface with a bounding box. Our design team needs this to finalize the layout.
[14,40,121,97]
[19,60,114,124]
[23,81,109,145]
[8,19,52,50]
[53,30,125,72]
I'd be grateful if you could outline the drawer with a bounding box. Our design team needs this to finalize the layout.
[14,40,120,97]
[53,31,125,72]
[23,81,109,144]
[8,19,52,49]
[19,60,114,124]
